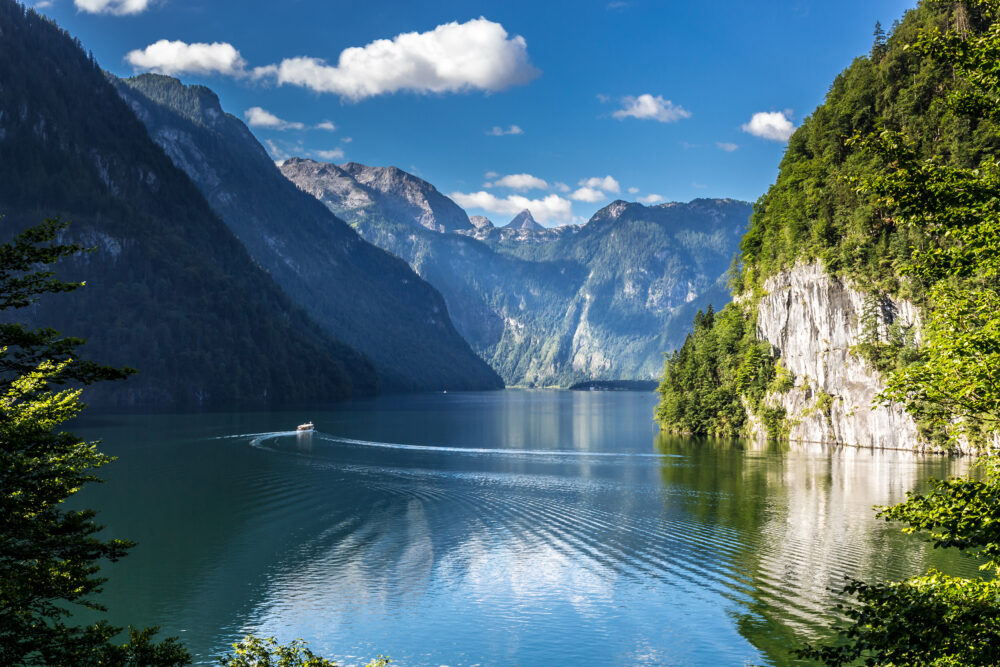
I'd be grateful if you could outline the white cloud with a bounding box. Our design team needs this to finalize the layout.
[596,93,610,103]
[579,175,620,193]
[570,187,606,203]
[34,0,54,8]
[342,137,353,143]
[716,141,739,152]
[554,182,570,192]
[450,191,572,224]
[316,120,337,131]
[742,111,795,141]
[486,124,524,136]
[627,186,639,194]
[612,94,690,123]
[486,173,548,190]
[264,139,291,161]
[484,171,499,179]
[244,107,305,131]
[126,40,247,76]
[315,148,345,161]
[691,181,707,189]
[76,0,150,15]
[254,18,539,101]
[638,194,664,204]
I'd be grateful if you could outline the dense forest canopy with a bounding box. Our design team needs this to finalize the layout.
[657,1,1000,439]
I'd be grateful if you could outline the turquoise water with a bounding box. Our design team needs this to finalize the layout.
[75,390,977,666]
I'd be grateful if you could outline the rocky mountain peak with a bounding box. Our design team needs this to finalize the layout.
[470,215,494,230]
[504,209,544,231]
[285,161,473,233]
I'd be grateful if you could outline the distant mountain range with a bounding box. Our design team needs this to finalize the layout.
[0,0,750,400]
[281,158,751,386]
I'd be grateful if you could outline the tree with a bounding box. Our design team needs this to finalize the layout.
[0,219,188,665]
[872,20,888,60]
[802,2,1000,663]
[217,636,389,667]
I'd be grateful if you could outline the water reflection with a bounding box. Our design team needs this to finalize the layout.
[75,391,975,666]
[655,435,976,662]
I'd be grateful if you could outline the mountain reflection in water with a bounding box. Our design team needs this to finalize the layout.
[75,390,976,666]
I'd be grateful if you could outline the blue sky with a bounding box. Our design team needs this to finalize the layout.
[37,0,916,226]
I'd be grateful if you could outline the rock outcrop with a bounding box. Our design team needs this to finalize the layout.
[749,263,933,450]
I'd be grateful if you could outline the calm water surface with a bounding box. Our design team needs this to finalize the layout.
[75,390,977,666]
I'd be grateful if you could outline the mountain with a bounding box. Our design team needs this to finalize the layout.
[113,75,501,393]
[283,159,474,233]
[504,209,544,231]
[0,1,378,408]
[280,158,751,387]
[655,2,997,451]
[469,215,495,231]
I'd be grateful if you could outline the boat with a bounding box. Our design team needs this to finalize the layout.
[297,422,314,432]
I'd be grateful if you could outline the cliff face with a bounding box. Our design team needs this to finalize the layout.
[748,263,931,450]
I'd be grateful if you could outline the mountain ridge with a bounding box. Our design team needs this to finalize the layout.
[281,158,751,386]
[0,1,378,407]
[116,73,503,392]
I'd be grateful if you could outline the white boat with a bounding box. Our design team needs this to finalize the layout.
[297,422,314,432]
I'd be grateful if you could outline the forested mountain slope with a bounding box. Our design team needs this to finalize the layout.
[657,1,999,449]
[115,74,502,392]
[0,1,378,407]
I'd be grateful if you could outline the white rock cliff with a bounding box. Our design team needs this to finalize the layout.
[749,262,932,450]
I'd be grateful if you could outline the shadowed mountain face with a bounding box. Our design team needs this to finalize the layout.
[0,1,379,408]
[281,158,750,387]
[115,74,502,393]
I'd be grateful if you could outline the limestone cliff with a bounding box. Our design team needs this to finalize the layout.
[746,263,937,450]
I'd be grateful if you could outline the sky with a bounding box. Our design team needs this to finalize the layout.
[34,0,917,226]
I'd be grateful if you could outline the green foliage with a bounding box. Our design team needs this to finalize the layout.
[799,572,1000,666]
[0,221,189,664]
[655,304,784,438]
[217,636,389,667]
[802,3,1000,664]
[738,1,999,297]
[879,457,1000,572]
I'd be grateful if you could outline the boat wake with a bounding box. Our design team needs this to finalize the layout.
[233,430,678,460]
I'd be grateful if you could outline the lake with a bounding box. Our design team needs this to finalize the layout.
[75,389,977,666]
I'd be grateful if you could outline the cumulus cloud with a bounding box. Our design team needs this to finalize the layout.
[570,187,606,203]
[254,18,539,101]
[486,173,548,190]
[316,120,337,131]
[612,94,690,123]
[244,107,305,131]
[579,175,620,193]
[450,191,572,224]
[716,141,739,152]
[315,148,345,161]
[76,0,150,15]
[627,186,639,194]
[554,182,570,192]
[638,194,664,204]
[486,124,524,136]
[126,40,247,76]
[742,111,795,141]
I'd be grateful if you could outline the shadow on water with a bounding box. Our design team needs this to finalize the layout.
[71,391,976,666]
